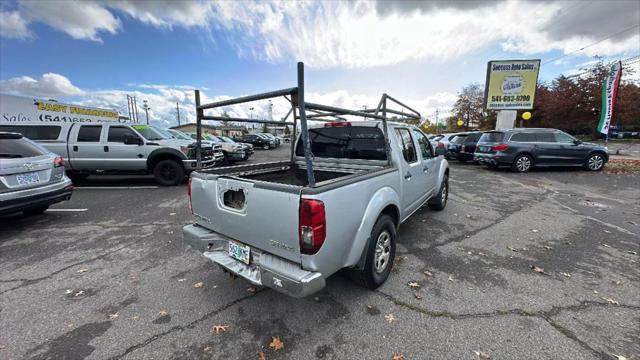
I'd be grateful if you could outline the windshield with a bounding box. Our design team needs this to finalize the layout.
[295,125,386,160]
[132,125,169,141]
[479,132,505,143]
[219,136,236,144]
[451,135,468,144]
[168,130,192,140]
[203,134,221,143]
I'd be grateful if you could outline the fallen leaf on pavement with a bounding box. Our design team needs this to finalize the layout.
[602,244,611,248]
[0,345,6,350]
[531,265,545,274]
[448,275,454,281]
[169,212,176,216]
[601,297,619,305]
[612,355,628,360]
[77,268,89,273]
[507,246,519,252]
[543,246,553,250]
[247,286,257,293]
[414,294,423,300]
[531,229,539,233]
[269,336,284,351]
[562,272,571,278]
[384,313,396,324]
[109,313,119,320]
[366,305,380,315]
[159,310,168,316]
[475,350,491,358]
[74,290,84,297]
[203,345,213,353]
[408,281,420,289]
[423,270,433,277]
[603,229,611,234]
[64,289,73,294]
[628,250,638,255]
[258,350,267,360]
[177,278,186,282]
[193,282,204,289]
[613,280,623,286]
[392,353,406,360]
[211,324,229,334]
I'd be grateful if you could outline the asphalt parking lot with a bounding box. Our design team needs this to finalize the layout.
[1,145,638,360]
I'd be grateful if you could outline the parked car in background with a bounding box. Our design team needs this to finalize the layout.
[0,132,73,216]
[258,133,280,147]
[186,132,245,165]
[218,136,253,160]
[233,134,275,149]
[474,128,609,172]
[0,122,221,186]
[447,132,482,162]
[166,129,194,141]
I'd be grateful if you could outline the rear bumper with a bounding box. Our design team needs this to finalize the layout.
[0,178,73,215]
[182,224,325,298]
[474,153,512,166]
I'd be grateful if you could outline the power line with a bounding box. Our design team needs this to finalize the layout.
[542,24,640,65]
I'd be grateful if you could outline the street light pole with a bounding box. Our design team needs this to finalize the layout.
[143,100,151,125]
[176,102,181,126]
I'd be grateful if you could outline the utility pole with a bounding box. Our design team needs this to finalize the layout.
[435,109,439,133]
[143,100,150,125]
[176,102,181,126]
[133,96,139,123]
[126,95,133,122]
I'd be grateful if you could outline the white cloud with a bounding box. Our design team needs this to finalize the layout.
[20,0,121,41]
[0,73,85,97]
[106,0,214,28]
[0,10,31,39]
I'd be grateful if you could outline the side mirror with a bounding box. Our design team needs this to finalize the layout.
[124,135,142,145]
[573,139,582,145]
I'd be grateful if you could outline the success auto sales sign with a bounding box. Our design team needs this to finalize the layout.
[484,60,541,110]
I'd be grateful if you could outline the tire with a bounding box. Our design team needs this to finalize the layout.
[349,214,396,289]
[23,205,49,216]
[511,154,533,173]
[153,159,184,186]
[428,174,448,211]
[68,171,89,183]
[584,153,605,171]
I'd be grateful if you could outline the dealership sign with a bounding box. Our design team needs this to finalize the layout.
[1,94,120,123]
[484,60,541,110]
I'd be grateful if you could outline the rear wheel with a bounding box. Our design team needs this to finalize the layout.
[585,153,605,171]
[511,154,533,173]
[153,159,184,186]
[349,214,396,289]
[428,174,448,211]
[23,205,49,216]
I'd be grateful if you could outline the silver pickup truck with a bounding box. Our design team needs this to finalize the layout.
[184,120,449,297]
[0,122,223,186]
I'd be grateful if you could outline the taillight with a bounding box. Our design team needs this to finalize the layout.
[299,199,326,255]
[491,143,509,152]
[436,141,444,148]
[187,177,193,213]
[324,122,350,127]
[53,156,64,167]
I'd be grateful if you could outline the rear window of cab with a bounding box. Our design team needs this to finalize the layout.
[479,132,504,143]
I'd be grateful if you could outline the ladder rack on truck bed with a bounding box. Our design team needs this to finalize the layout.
[193,62,421,187]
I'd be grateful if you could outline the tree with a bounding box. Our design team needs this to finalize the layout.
[419,121,436,134]
[451,83,495,130]
[221,111,230,126]
[284,125,290,135]
[262,123,268,133]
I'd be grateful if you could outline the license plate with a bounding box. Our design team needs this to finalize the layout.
[228,241,250,264]
[17,172,40,186]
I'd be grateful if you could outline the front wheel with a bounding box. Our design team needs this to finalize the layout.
[584,153,605,171]
[428,174,448,211]
[153,159,185,186]
[511,154,533,173]
[349,214,396,289]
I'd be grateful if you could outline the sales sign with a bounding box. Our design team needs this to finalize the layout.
[484,60,541,110]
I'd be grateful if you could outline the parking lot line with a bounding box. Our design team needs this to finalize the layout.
[76,186,159,189]
[46,208,88,212]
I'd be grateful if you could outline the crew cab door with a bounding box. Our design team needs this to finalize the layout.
[103,125,147,170]
[394,127,428,216]
[67,124,104,170]
[412,129,439,196]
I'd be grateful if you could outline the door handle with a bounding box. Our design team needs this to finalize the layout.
[104,146,109,152]
[404,171,412,180]
[73,145,78,152]
[423,166,429,172]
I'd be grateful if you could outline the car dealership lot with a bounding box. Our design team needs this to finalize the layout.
[1,146,638,360]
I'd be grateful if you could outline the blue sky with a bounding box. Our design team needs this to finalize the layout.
[1,0,638,126]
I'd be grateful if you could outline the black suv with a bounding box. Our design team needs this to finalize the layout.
[474,128,609,172]
[233,134,274,150]
[447,132,483,162]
